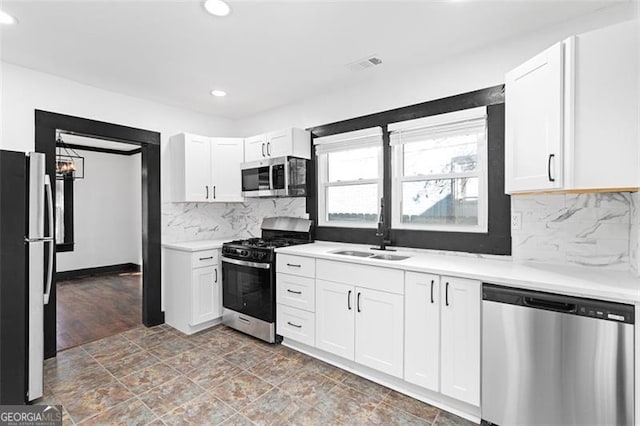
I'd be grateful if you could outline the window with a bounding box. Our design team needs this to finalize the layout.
[390,107,488,232]
[315,127,383,228]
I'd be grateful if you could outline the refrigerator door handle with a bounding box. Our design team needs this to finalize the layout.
[43,174,54,305]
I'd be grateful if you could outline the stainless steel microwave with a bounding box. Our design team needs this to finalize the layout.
[241,156,308,197]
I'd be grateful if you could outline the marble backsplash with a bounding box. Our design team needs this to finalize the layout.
[511,192,634,271]
[162,197,307,243]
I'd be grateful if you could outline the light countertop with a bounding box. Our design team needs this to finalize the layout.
[276,242,640,304]
[162,238,232,252]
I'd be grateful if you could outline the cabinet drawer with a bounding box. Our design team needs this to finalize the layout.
[316,259,404,295]
[276,273,315,312]
[191,249,218,268]
[277,304,315,346]
[276,254,315,278]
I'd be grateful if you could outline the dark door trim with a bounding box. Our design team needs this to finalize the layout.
[35,110,163,359]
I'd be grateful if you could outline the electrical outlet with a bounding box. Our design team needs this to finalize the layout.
[511,212,522,230]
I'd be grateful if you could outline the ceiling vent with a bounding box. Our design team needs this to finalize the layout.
[346,55,383,72]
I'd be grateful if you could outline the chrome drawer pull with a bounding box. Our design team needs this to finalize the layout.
[286,263,301,268]
[287,321,302,328]
[199,256,214,261]
[287,289,302,294]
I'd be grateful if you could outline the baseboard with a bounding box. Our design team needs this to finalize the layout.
[56,263,141,281]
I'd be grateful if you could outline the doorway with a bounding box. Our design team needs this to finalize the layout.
[35,110,163,359]
[54,134,143,350]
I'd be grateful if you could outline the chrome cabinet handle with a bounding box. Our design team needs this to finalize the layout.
[199,256,214,261]
[286,263,301,268]
[205,185,209,199]
[213,186,216,199]
[357,292,361,313]
[287,289,302,294]
[445,282,449,306]
[287,321,302,328]
[261,143,265,157]
[548,154,555,182]
[214,268,218,283]
[266,142,271,156]
[430,280,434,304]
[348,290,352,310]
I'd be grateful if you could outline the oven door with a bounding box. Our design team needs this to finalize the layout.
[221,257,275,323]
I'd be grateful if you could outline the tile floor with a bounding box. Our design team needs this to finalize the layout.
[37,324,476,425]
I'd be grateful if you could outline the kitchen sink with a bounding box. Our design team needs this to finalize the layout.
[330,249,411,261]
[331,250,374,257]
[369,254,411,261]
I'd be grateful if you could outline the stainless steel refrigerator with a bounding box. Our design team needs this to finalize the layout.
[0,150,54,403]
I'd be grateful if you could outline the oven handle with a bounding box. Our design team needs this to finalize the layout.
[222,256,271,269]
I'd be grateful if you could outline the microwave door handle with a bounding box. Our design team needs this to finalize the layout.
[269,165,274,190]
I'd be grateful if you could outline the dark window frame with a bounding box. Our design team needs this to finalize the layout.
[56,174,74,252]
[307,85,511,255]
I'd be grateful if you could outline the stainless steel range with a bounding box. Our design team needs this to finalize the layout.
[221,217,313,343]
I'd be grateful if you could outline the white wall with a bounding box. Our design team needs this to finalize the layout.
[0,62,237,204]
[56,150,141,272]
[235,4,635,135]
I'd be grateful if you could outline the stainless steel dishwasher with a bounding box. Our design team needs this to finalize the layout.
[482,284,634,426]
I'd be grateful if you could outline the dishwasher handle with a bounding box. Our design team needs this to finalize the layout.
[523,297,577,313]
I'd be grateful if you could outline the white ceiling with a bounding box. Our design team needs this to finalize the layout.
[0,0,627,119]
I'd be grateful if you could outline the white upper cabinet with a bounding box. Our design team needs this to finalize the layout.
[244,128,311,163]
[210,137,244,202]
[244,134,267,163]
[506,42,564,193]
[505,20,639,193]
[170,133,244,202]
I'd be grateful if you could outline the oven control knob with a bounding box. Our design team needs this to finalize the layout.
[241,250,248,257]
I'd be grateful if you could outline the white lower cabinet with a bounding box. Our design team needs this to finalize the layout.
[276,304,315,346]
[355,288,404,378]
[315,280,355,360]
[440,276,481,406]
[404,272,440,392]
[277,253,481,409]
[164,247,223,335]
[405,273,480,406]
[190,265,221,326]
[315,279,404,378]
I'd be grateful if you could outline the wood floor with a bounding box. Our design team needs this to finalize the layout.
[56,271,142,351]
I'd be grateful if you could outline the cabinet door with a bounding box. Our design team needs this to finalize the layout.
[355,287,404,378]
[244,134,267,162]
[505,42,564,193]
[405,273,440,391]
[266,129,292,158]
[315,280,354,360]
[211,138,244,202]
[190,265,220,326]
[184,135,212,201]
[440,276,480,406]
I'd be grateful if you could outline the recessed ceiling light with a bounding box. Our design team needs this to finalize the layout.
[204,0,230,17]
[0,10,17,25]
[210,89,227,97]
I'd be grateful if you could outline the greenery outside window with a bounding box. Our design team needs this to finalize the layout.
[390,106,488,233]
[315,127,383,228]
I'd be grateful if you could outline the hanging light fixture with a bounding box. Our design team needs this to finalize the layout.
[56,132,85,179]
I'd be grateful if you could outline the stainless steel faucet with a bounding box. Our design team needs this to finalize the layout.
[372,198,393,251]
